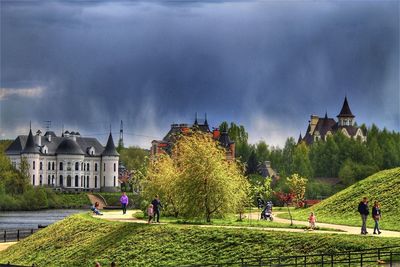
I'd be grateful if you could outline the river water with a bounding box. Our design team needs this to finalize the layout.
[0,209,85,230]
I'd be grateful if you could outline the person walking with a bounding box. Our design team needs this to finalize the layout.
[151,195,163,223]
[308,212,317,230]
[120,192,129,215]
[358,197,369,235]
[372,201,382,235]
[147,204,154,224]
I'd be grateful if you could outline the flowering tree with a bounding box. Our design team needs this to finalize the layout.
[286,173,308,208]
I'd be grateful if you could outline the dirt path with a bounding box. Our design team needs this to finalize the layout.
[248,211,400,238]
[87,193,107,209]
[95,210,400,236]
[0,242,17,252]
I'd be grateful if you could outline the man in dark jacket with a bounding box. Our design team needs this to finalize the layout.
[358,197,369,234]
[151,195,163,223]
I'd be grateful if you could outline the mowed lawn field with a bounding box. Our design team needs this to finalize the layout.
[279,168,400,231]
[1,213,400,267]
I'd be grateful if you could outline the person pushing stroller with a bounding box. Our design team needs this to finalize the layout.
[261,201,273,221]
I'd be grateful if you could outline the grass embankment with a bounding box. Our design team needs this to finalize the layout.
[132,210,341,232]
[1,213,399,266]
[279,168,400,231]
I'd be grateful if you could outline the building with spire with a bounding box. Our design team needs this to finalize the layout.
[299,97,367,145]
[151,114,235,160]
[5,128,120,192]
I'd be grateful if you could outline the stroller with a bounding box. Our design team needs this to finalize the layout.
[261,201,273,221]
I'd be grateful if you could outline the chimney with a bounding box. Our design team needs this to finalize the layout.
[36,130,42,146]
[213,128,220,139]
[310,115,319,134]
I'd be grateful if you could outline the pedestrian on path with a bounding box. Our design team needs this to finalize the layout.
[358,197,369,235]
[151,195,163,223]
[308,212,316,230]
[120,192,129,215]
[147,204,154,224]
[372,201,382,235]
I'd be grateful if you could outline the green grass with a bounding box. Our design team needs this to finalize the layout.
[1,213,399,266]
[278,168,400,231]
[132,210,342,232]
[53,193,91,208]
[96,192,141,208]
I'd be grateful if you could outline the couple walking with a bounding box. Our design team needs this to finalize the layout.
[358,197,382,235]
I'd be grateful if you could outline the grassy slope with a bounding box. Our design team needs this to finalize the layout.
[280,168,400,231]
[1,213,400,267]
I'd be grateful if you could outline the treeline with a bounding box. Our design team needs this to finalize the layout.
[220,122,400,187]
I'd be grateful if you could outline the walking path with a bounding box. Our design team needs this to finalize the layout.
[0,242,17,252]
[87,193,107,209]
[96,210,400,237]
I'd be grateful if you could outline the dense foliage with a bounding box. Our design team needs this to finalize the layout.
[1,213,399,266]
[142,132,250,222]
[219,122,400,196]
[280,168,400,231]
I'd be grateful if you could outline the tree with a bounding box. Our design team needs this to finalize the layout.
[143,132,250,222]
[246,150,259,175]
[274,191,295,225]
[255,141,270,163]
[286,173,308,208]
[219,122,252,163]
[292,142,313,178]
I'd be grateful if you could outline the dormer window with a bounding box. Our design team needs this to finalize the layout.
[42,145,48,154]
[87,147,95,156]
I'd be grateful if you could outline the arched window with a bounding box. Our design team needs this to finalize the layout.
[48,162,51,170]
[104,163,106,172]
[67,175,72,187]
[32,175,35,185]
[48,175,51,185]
[40,162,42,170]
[75,175,79,187]
[52,175,55,185]
[95,163,98,172]
[33,161,35,170]
[95,176,98,188]
[87,163,90,171]
[114,176,116,187]
[52,162,55,170]
[114,163,116,172]
[59,162,63,171]
[87,176,89,188]
[60,175,63,186]
[75,162,79,171]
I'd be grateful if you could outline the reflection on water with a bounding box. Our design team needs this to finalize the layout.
[0,209,85,230]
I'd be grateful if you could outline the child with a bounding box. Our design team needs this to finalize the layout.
[91,202,103,215]
[308,212,316,230]
[147,204,154,224]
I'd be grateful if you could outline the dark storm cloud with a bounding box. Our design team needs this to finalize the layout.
[1,1,399,147]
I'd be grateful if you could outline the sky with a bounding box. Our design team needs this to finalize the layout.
[1,0,399,148]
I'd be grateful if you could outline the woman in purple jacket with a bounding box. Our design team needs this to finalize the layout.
[120,192,129,215]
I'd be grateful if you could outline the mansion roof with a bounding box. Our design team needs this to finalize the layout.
[6,130,118,157]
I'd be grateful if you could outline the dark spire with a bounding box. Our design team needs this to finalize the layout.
[102,132,119,156]
[297,132,303,144]
[324,110,328,119]
[337,96,355,118]
[22,129,39,154]
[204,113,208,125]
[194,112,198,125]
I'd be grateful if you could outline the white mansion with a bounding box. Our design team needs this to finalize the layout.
[5,129,120,192]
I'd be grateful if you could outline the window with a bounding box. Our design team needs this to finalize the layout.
[82,176,85,187]
[104,163,106,172]
[52,162,55,170]
[87,163,90,171]
[67,175,72,187]
[75,176,79,187]
[114,163,116,172]
[52,175,55,185]
[84,164,86,171]
[114,176,116,187]
[48,162,51,170]
[75,162,79,171]
[40,162,43,170]
[32,175,35,186]
[59,162,63,171]
[103,176,105,187]
[95,163,98,172]
[60,175,63,186]
[48,175,51,185]
[40,175,42,186]
[95,176,98,188]
[33,161,35,170]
